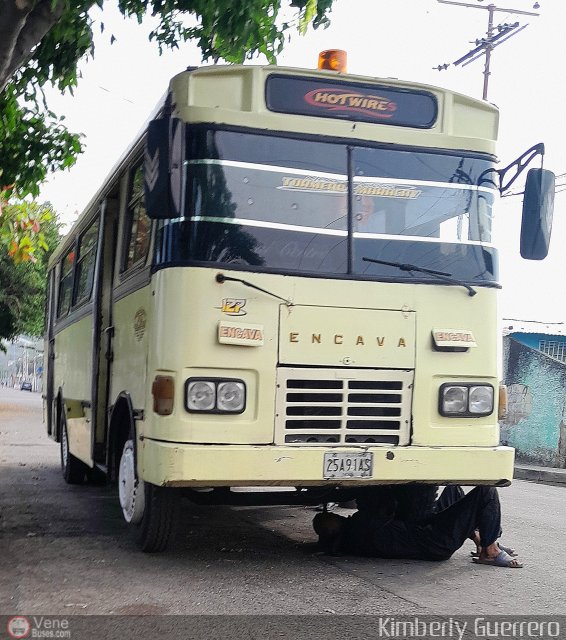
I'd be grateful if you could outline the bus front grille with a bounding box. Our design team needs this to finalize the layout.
[275,367,413,446]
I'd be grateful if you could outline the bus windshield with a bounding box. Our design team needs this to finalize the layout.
[155,128,499,284]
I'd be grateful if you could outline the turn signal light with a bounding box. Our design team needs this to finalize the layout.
[152,375,174,415]
[318,49,347,73]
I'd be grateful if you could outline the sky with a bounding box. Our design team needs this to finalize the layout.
[38,0,566,323]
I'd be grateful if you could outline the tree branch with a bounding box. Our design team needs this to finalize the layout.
[0,0,33,84]
[0,0,66,92]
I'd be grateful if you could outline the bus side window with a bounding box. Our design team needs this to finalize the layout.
[123,162,151,272]
[57,246,75,318]
[74,218,100,305]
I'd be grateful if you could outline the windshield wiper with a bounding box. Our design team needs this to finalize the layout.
[362,257,477,297]
[216,273,293,306]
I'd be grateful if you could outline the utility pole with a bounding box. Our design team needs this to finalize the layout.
[436,1,540,100]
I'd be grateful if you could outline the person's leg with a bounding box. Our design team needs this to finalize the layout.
[435,485,465,512]
[416,486,501,559]
[474,487,502,547]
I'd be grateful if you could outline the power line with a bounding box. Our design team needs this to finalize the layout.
[435,1,540,100]
[503,184,566,197]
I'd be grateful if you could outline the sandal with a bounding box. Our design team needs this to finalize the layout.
[472,550,523,568]
[471,542,517,558]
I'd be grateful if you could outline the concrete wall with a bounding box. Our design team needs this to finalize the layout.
[500,337,566,468]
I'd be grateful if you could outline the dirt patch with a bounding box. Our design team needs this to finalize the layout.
[0,403,29,420]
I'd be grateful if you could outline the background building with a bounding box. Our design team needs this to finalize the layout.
[0,336,44,391]
[500,320,566,468]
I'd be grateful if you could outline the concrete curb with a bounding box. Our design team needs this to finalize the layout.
[514,464,566,485]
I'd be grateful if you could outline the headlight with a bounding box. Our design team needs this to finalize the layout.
[187,381,216,411]
[439,383,494,417]
[217,381,246,412]
[441,386,468,415]
[185,378,246,414]
[469,385,494,415]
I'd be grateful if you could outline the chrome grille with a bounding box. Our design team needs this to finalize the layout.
[275,368,413,446]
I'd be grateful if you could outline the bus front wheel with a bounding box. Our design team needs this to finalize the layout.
[118,438,178,552]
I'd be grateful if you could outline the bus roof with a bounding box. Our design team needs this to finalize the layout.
[169,65,498,154]
[50,63,499,264]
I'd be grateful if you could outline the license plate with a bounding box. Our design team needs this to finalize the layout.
[323,452,373,479]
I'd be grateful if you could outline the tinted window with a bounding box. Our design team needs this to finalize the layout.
[57,247,75,318]
[124,163,151,271]
[155,129,498,285]
[351,147,498,282]
[75,218,99,305]
[157,129,349,274]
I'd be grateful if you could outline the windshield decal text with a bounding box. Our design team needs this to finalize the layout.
[278,176,421,200]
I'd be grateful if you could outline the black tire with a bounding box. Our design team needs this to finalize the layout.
[60,411,88,484]
[135,483,178,552]
[117,434,178,552]
[86,465,107,485]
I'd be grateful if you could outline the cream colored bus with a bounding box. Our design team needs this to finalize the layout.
[44,52,554,551]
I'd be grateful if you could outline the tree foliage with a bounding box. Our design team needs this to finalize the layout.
[0,201,61,342]
[0,89,83,200]
[0,0,334,260]
[0,0,334,195]
[0,190,57,263]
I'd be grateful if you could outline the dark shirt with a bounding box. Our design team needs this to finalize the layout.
[341,511,426,559]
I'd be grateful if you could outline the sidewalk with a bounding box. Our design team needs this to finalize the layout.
[514,463,566,485]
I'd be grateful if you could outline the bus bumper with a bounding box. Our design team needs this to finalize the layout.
[139,440,515,488]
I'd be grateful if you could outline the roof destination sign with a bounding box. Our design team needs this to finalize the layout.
[266,74,438,129]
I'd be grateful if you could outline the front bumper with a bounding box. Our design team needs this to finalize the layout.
[139,440,515,488]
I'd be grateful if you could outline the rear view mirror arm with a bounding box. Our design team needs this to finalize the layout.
[497,142,545,194]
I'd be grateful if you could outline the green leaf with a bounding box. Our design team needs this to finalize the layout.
[299,0,317,35]
[1,0,336,224]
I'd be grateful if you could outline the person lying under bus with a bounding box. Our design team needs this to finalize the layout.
[312,486,522,568]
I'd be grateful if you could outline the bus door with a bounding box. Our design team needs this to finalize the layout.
[105,160,152,435]
[44,269,57,437]
[91,196,119,467]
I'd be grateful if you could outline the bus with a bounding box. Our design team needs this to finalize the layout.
[44,50,555,551]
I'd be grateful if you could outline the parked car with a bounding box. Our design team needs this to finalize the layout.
[20,381,32,391]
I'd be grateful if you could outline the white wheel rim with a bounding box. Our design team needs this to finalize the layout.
[118,439,145,524]
[61,421,68,468]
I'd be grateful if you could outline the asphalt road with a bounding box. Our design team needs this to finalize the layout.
[1,386,565,624]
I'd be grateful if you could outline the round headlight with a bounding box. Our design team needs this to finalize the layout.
[217,381,245,412]
[469,386,494,415]
[441,386,468,414]
[187,381,216,411]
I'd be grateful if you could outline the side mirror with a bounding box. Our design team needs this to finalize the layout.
[520,168,555,260]
[144,118,185,219]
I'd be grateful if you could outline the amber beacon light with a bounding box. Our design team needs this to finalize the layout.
[318,49,347,73]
